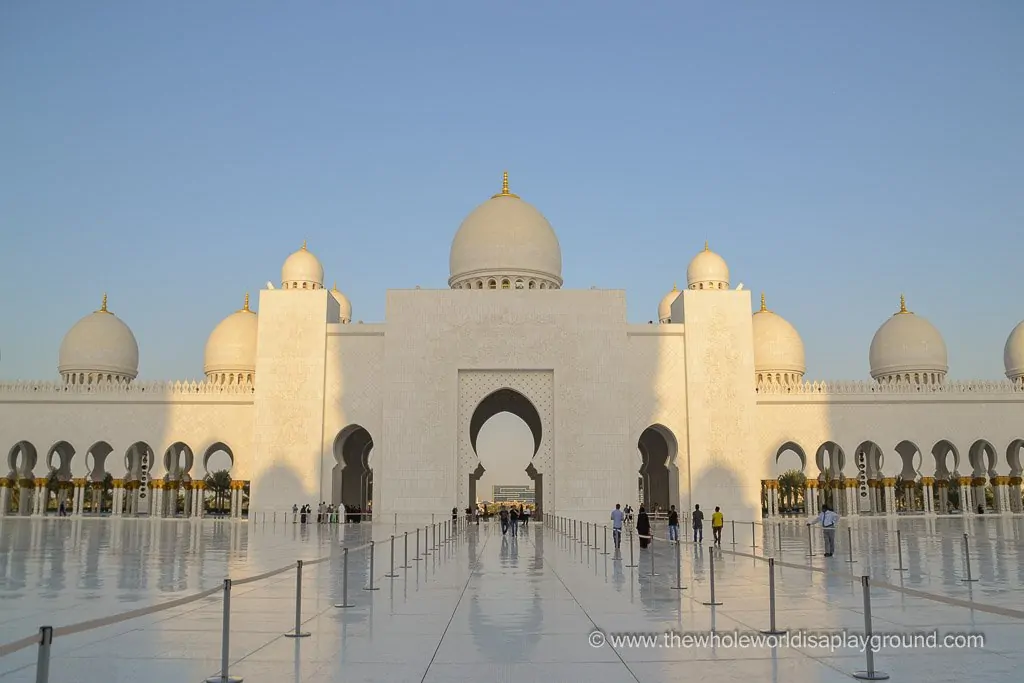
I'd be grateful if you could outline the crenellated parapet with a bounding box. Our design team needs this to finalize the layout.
[0,379,255,399]
[756,378,1024,396]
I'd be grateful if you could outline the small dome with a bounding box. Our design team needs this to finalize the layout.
[58,294,139,383]
[282,241,324,290]
[1004,320,1024,381]
[204,294,258,383]
[752,293,805,385]
[659,284,680,323]
[449,172,562,290]
[330,283,352,324]
[686,241,729,290]
[869,295,948,384]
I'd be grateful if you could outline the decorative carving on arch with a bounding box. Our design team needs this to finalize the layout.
[457,370,553,511]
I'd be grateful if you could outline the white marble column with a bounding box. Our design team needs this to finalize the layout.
[112,481,124,517]
[152,484,164,518]
[195,483,205,518]
[958,477,973,514]
[921,478,934,514]
[845,482,858,516]
[1010,478,1023,513]
[72,479,85,516]
[231,486,240,518]
[883,479,897,515]
[805,483,817,518]
[992,477,1010,513]
[972,478,987,513]
[33,479,45,516]
[0,479,10,516]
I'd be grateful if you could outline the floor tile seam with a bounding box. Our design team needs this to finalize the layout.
[543,529,644,682]
[417,528,494,683]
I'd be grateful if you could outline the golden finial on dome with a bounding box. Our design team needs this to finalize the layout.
[672,282,678,292]
[896,294,911,315]
[492,170,520,199]
[704,240,709,252]
[98,293,110,314]
[241,293,251,312]
[301,240,307,251]
[760,292,767,312]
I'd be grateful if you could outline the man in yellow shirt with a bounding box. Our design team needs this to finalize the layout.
[711,506,724,545]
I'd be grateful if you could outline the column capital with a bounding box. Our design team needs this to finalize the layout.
[935,479,949,487]
[0,478,10,488]
[971,477,988,486]
[845,480,859,488]
[150,480,165,490]
[920,477,935,485]
[73,478,87,487]
[34,477,47,487]
[901,480,917,489]
[991,476,1010,486]
[18,478,35,488]
[112,479,124,488]
[958,477,973,486]
[193,480,205,490]
[882,477,897,486]
[806,480,818,489]
[1009,477,1023,486]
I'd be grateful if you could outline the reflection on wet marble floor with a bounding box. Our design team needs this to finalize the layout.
[0,515,1023,682]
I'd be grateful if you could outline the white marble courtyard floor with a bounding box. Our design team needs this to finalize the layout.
[1,515,1023,682]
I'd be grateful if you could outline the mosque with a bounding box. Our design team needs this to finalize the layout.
[2,173,1024,523]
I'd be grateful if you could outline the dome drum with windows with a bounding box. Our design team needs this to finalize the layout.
[449,172,563,291]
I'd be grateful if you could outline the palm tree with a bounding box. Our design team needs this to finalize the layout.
[778,469,806,513]
[205,470,232,513]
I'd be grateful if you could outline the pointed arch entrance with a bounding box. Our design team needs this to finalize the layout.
[457,371,554,518]
[637,425,678,512]
[332,425,373,510]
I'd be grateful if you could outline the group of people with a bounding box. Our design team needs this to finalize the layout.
[608,503,727,550]
[498,504,530,536]
[292,502,368,524]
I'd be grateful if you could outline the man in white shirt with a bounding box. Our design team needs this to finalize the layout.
[807,504,840,557]
[610,504,625,550]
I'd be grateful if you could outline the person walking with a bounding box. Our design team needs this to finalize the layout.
[610,503,624,550]
[637,506,651,549]
[711,506,724,545]
[691,504,704,544]
[509,506,519,537]
[499,506,509,535]
[667,504,679,543]
[807,504,839,557]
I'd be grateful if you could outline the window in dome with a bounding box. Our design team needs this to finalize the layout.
[501,280,511,289]
[515,279,525,289]
[488,280,497,289]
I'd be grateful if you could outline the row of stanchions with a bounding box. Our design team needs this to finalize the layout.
[5,516,472,683]
[552,515,903,681]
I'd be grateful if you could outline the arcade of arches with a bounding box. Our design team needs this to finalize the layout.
[468,389,543,518]
[0,440,248,518]
[764,438,1024,517]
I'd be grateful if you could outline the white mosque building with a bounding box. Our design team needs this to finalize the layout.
[2,173,1024,523]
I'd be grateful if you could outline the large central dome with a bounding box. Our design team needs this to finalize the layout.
[448,172,563,290]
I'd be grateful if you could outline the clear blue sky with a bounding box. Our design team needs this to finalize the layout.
[2,1,1022,387]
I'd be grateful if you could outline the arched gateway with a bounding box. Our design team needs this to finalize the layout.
[457,370,554,518]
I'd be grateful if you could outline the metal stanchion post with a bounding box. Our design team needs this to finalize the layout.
[962,533,978,582]
[671,537,685,590]
[34,626,53,683]
[432,523,436,549]
[751,521,757,549]
[386,535,399,577]
[846,527,856,563]
[702,553,723,606]
[894,529,907,572]
[285,560,311,638]
[364,541,380,590]
[602,525,609,555]
[648,536,657,576]
[731,519,736,545]
[401,531,411,568]
[760,558,786,635]
[806,523,815,557]
[423,525,431,556]
[587,522,591,548]
[333,548,354,608]
[205,579,242,682]
[413,528,422,561]
[852,576,889,680]
[626,529,638,568]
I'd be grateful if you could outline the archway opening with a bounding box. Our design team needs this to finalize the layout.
[894,440,923,512]
[968,439,997,512]
[469,388,543,519]
[775,442,806,514]
[637,425,678,514]
[161,442,194,517]
[6,441,38,516]
[203,443,235,515]
[332,425,373,514]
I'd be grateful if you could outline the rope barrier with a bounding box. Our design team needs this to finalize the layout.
[0,527,401,661]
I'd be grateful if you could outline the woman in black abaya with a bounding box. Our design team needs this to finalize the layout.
[636,506,651,549]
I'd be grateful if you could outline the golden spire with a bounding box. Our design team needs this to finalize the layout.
[704,240,709,252]
[97,293,109,314]
[492,170,520,199]
[896,294,911,315]
[301,240,307,251]
[760,292,767,312]
[241,293,251,312]
[672,282,678,292]
[332,281,338,292]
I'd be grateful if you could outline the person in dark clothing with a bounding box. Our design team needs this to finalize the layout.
[509,506,519,537]
[499,507,509,535]
[667,505,679,542]
[692,504,704,543]
[636,506,651,549]
[452,507,458,523]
